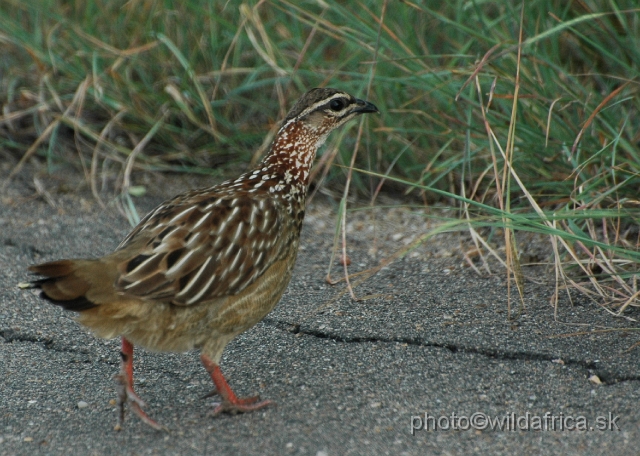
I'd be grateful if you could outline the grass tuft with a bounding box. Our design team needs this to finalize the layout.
[1,0,638,315]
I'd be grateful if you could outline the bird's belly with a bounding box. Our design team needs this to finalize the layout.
[77,257,295,357]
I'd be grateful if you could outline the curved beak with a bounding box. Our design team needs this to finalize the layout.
[353,98,379,114]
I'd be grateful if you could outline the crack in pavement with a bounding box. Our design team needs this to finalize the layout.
[262,318,640,386]
[0,328,93,358]
[1,328,55,348]
[4,321,639,387]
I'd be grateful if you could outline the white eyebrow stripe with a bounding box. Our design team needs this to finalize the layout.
[297,93,350,119]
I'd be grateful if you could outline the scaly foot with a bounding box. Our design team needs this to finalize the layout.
[200,353,273,416]
[115,338,167,431]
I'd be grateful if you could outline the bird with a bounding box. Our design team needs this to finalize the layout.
[27,87,378,431]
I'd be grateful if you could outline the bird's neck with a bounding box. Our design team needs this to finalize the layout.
[260,121,322,191]
[216,121,321,220]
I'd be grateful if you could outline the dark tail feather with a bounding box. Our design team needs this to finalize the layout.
[29,260,98,311]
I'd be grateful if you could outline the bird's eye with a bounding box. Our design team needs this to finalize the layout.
[329,99,346,111]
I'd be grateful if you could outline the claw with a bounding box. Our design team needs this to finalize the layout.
[211,396,273,415]
[201,388,219,400]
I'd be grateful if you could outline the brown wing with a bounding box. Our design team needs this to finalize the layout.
[113,193,286,306]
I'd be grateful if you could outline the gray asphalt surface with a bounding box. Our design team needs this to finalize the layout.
[1,171,639,455]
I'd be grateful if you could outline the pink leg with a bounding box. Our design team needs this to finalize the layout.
[200,354,273,415]
[115,337,167,431]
